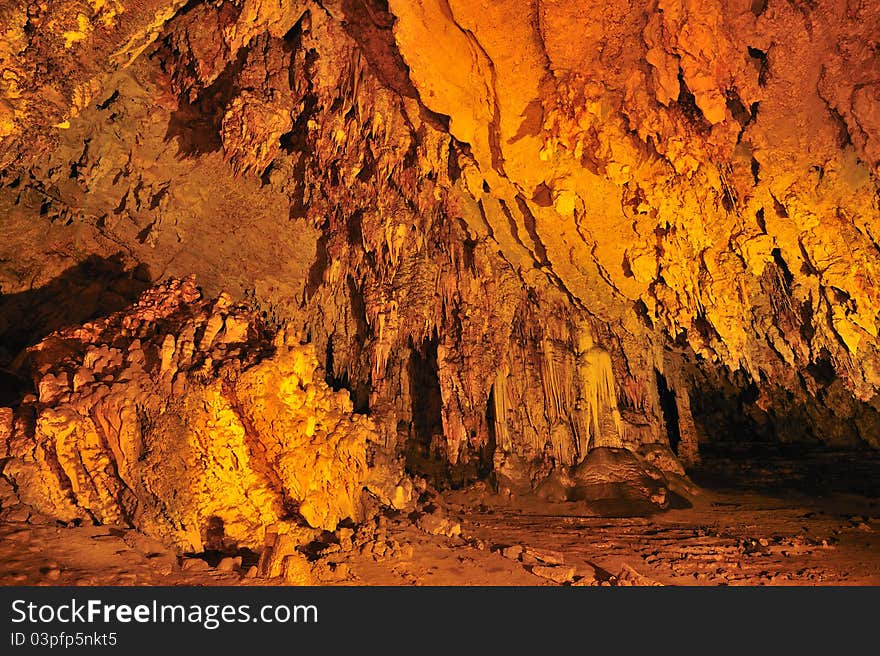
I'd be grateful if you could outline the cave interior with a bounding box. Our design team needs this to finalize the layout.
[0,0,879,585]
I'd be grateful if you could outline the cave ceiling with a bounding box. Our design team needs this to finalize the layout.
[1,0,879,467]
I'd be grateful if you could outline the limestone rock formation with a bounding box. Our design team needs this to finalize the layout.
[1,278,403,551]
[0,0,878,545]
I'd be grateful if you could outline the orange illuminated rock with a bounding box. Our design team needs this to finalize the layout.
[1,279,399,552]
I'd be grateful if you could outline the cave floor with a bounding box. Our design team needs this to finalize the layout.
[2,470,878,586]
[451,490,880,585]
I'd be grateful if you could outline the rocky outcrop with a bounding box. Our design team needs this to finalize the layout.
[0,278,407,551]
[524,445,695,513]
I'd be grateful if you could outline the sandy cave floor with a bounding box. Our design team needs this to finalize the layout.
[2,448,879,587]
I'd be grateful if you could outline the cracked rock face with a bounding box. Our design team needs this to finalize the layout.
[0,0,879,535]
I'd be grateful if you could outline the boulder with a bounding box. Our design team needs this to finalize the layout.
[569,447,670,513]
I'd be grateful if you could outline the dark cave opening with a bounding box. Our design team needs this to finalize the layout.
[161,37,251,158]
[404,338,446,484]
[655,370,682,456]
[680,359,880,498]
[482,386,498,481]
[324,336,370,414]
[324,336,344,391]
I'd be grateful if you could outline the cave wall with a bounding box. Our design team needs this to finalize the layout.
[1,0,879,484]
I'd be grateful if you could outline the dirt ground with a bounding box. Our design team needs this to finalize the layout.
[2,449,879,587]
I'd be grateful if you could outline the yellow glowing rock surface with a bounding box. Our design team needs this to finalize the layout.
[63,14,92,49]
[2,279,386,552]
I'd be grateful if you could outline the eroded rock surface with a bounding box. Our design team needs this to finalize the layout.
[1,279,404,551]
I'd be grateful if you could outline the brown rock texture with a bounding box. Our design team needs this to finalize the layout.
[0,0,879,524]
[1,278,401,551]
